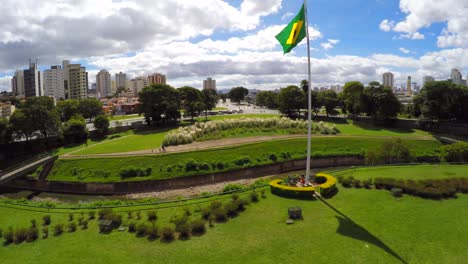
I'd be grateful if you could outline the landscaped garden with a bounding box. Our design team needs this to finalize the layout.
[1,164,468,263]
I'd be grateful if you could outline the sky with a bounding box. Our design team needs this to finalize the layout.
[0,0,467,92]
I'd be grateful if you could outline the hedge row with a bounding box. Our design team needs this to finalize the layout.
[269,173,337,199]
[440,142,468,162]
[338,176,468,200]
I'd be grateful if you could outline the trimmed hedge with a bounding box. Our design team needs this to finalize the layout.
[269,173,337,199]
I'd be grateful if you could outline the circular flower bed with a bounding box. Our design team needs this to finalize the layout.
[269,173,337,199]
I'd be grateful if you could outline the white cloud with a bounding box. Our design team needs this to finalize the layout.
[281,12,294,21]
[321,39,339,50]
[399,47,410,54]
[380,0,467,47]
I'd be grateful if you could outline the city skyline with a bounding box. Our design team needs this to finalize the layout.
[0,0,467,92]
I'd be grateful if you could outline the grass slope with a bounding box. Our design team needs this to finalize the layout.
[1,185,467,263]
[49,137,441,182]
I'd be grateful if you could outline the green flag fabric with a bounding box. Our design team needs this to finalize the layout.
[275,4,307,54]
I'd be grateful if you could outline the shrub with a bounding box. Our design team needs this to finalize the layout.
[146,225,159,240]
[268,153,278,162]
[201,207,211,219]
[81,220,88,229]
[224,201,239,217]
[234,156,251,166]
[235,198,248,211]
[183,207,192,217]
[43,215,51,226]
[223,183,244,193]
[210,201,223,209]
[14,228,28,244]
[4,228,14,245]
[177,223,191,240]
[128,222,136,233]
[250,191,259,202]
[161,227,175,242]
[190,219,206,235]
[54,224,64,236]
[365,138,413,165]
[88,211,96,220]
[216,161,225,170]
[211,208,227,222]
[136,211,141,220]
[98,208,113,220]
[120,167,151,179]
[231,193,239,201]
[363,178,373,189]
[67,222,77,232]
[30,219,37,228]
[68,213,74,222]
[353,179,362,188]
[440,142,468,162]
[26,227,38,242]
[42,227,48,239]
[147,210,158,222]
[136,223,147,237]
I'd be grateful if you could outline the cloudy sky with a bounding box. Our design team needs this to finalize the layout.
[0,0,467,91]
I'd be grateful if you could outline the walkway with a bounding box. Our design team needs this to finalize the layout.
[0,155,55,184]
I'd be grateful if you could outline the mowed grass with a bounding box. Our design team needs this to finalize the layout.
[333,119,432,138]
[49,137,441,182]
[1,184,468,263]
[195,113,280,122]
[109,114,141,121]
[331,164,468,180]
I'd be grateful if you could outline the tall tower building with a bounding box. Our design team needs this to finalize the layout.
[130,76,149,96]
[11,70,25,98]
[148,73,166,85]
[422,76,434,87]
[43,66,65,100]
[96,70,112,98]
[382,72,394,88]
[67,64,88,100]
[203,77,216,90]
[23,60,42,98]
[451,69,463,85]
[115,72,127,89]
[406,76,412,96]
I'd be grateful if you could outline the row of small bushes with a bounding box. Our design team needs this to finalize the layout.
[439,142,468,162]
[338,176,468,199]
[162,118,339,146]
[119,167,152,179]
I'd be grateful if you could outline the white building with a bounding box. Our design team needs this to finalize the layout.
[0,103,15,119]
[96,69,112,98]
[130,76,149,96]
[115,72,127,89]
[66,62,88,100]
[203,77,216,90]
[43,66,65,100]
[382,72,394,89]
[11,70,25,98]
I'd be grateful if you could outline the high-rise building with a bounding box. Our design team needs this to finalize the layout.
[115,72,127,89]
[43,66,65,100]
[66,64,88,100]
[382,72,394,88]
[203,77,216,90]
[23,60,42,98]
[422,76,434,87]
[96,69,112,98]
[451,69,463,85]
[148,73,166,85]
[11,70,25,98]
[130,76,149,96]
[406,76,412,96]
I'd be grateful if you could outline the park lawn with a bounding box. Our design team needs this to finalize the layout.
[330,164,468,180]
[195,113,280,122]
[0,186,467,263]
[109,114,140,121]
[332,119,432,138]
[48,137,441,182]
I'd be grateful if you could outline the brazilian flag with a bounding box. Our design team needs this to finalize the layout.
[275,4,307,54]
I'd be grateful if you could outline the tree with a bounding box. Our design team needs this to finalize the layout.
[202,88,218,121]
[363,83,401,120]
[219,94,228,103]
[10,109,34,142]
[342,81,364,119]
[278,85,305,119]
[178,86,204,121]
[414,81,465,121]
[0,118,12,144]
[256,91,279,109]
[228,87,249,104]
[62,115,88,144]
[299,80,320,116]
[93,115,110,137]
[57,100,80,122]
[138,84,181,126]
[78,98,103,122]
[318,90,339,117]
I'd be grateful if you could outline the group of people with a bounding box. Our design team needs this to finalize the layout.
[296,175,312,187]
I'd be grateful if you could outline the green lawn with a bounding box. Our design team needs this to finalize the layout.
[109,114,140,121]
[330,164,468,180]
[195,113,280,122]
[49,137,441,182]
[1,181,467,263]
[333,119,432,138]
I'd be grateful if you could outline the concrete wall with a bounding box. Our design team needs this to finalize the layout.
[4,156,364,195]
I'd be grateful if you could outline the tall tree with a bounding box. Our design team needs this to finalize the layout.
[202,88,218,121]
[78,98,103,121]
[178,86,204,121]
[0,118,11,144]
[278,85,305,119]
[62,114,88,144]
[342,81,364,119]
[318,90,339,117]
[256,91,279,109]
[414,81,465,120]
[57,99,80,121]
[138,84,181,126]
[228,87,249,104]
[93,115,110,137]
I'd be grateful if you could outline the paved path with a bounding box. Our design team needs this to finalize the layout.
[60,134,435,159]
[0,155,54,184]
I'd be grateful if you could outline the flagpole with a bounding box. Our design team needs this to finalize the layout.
[303,0,313,184]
